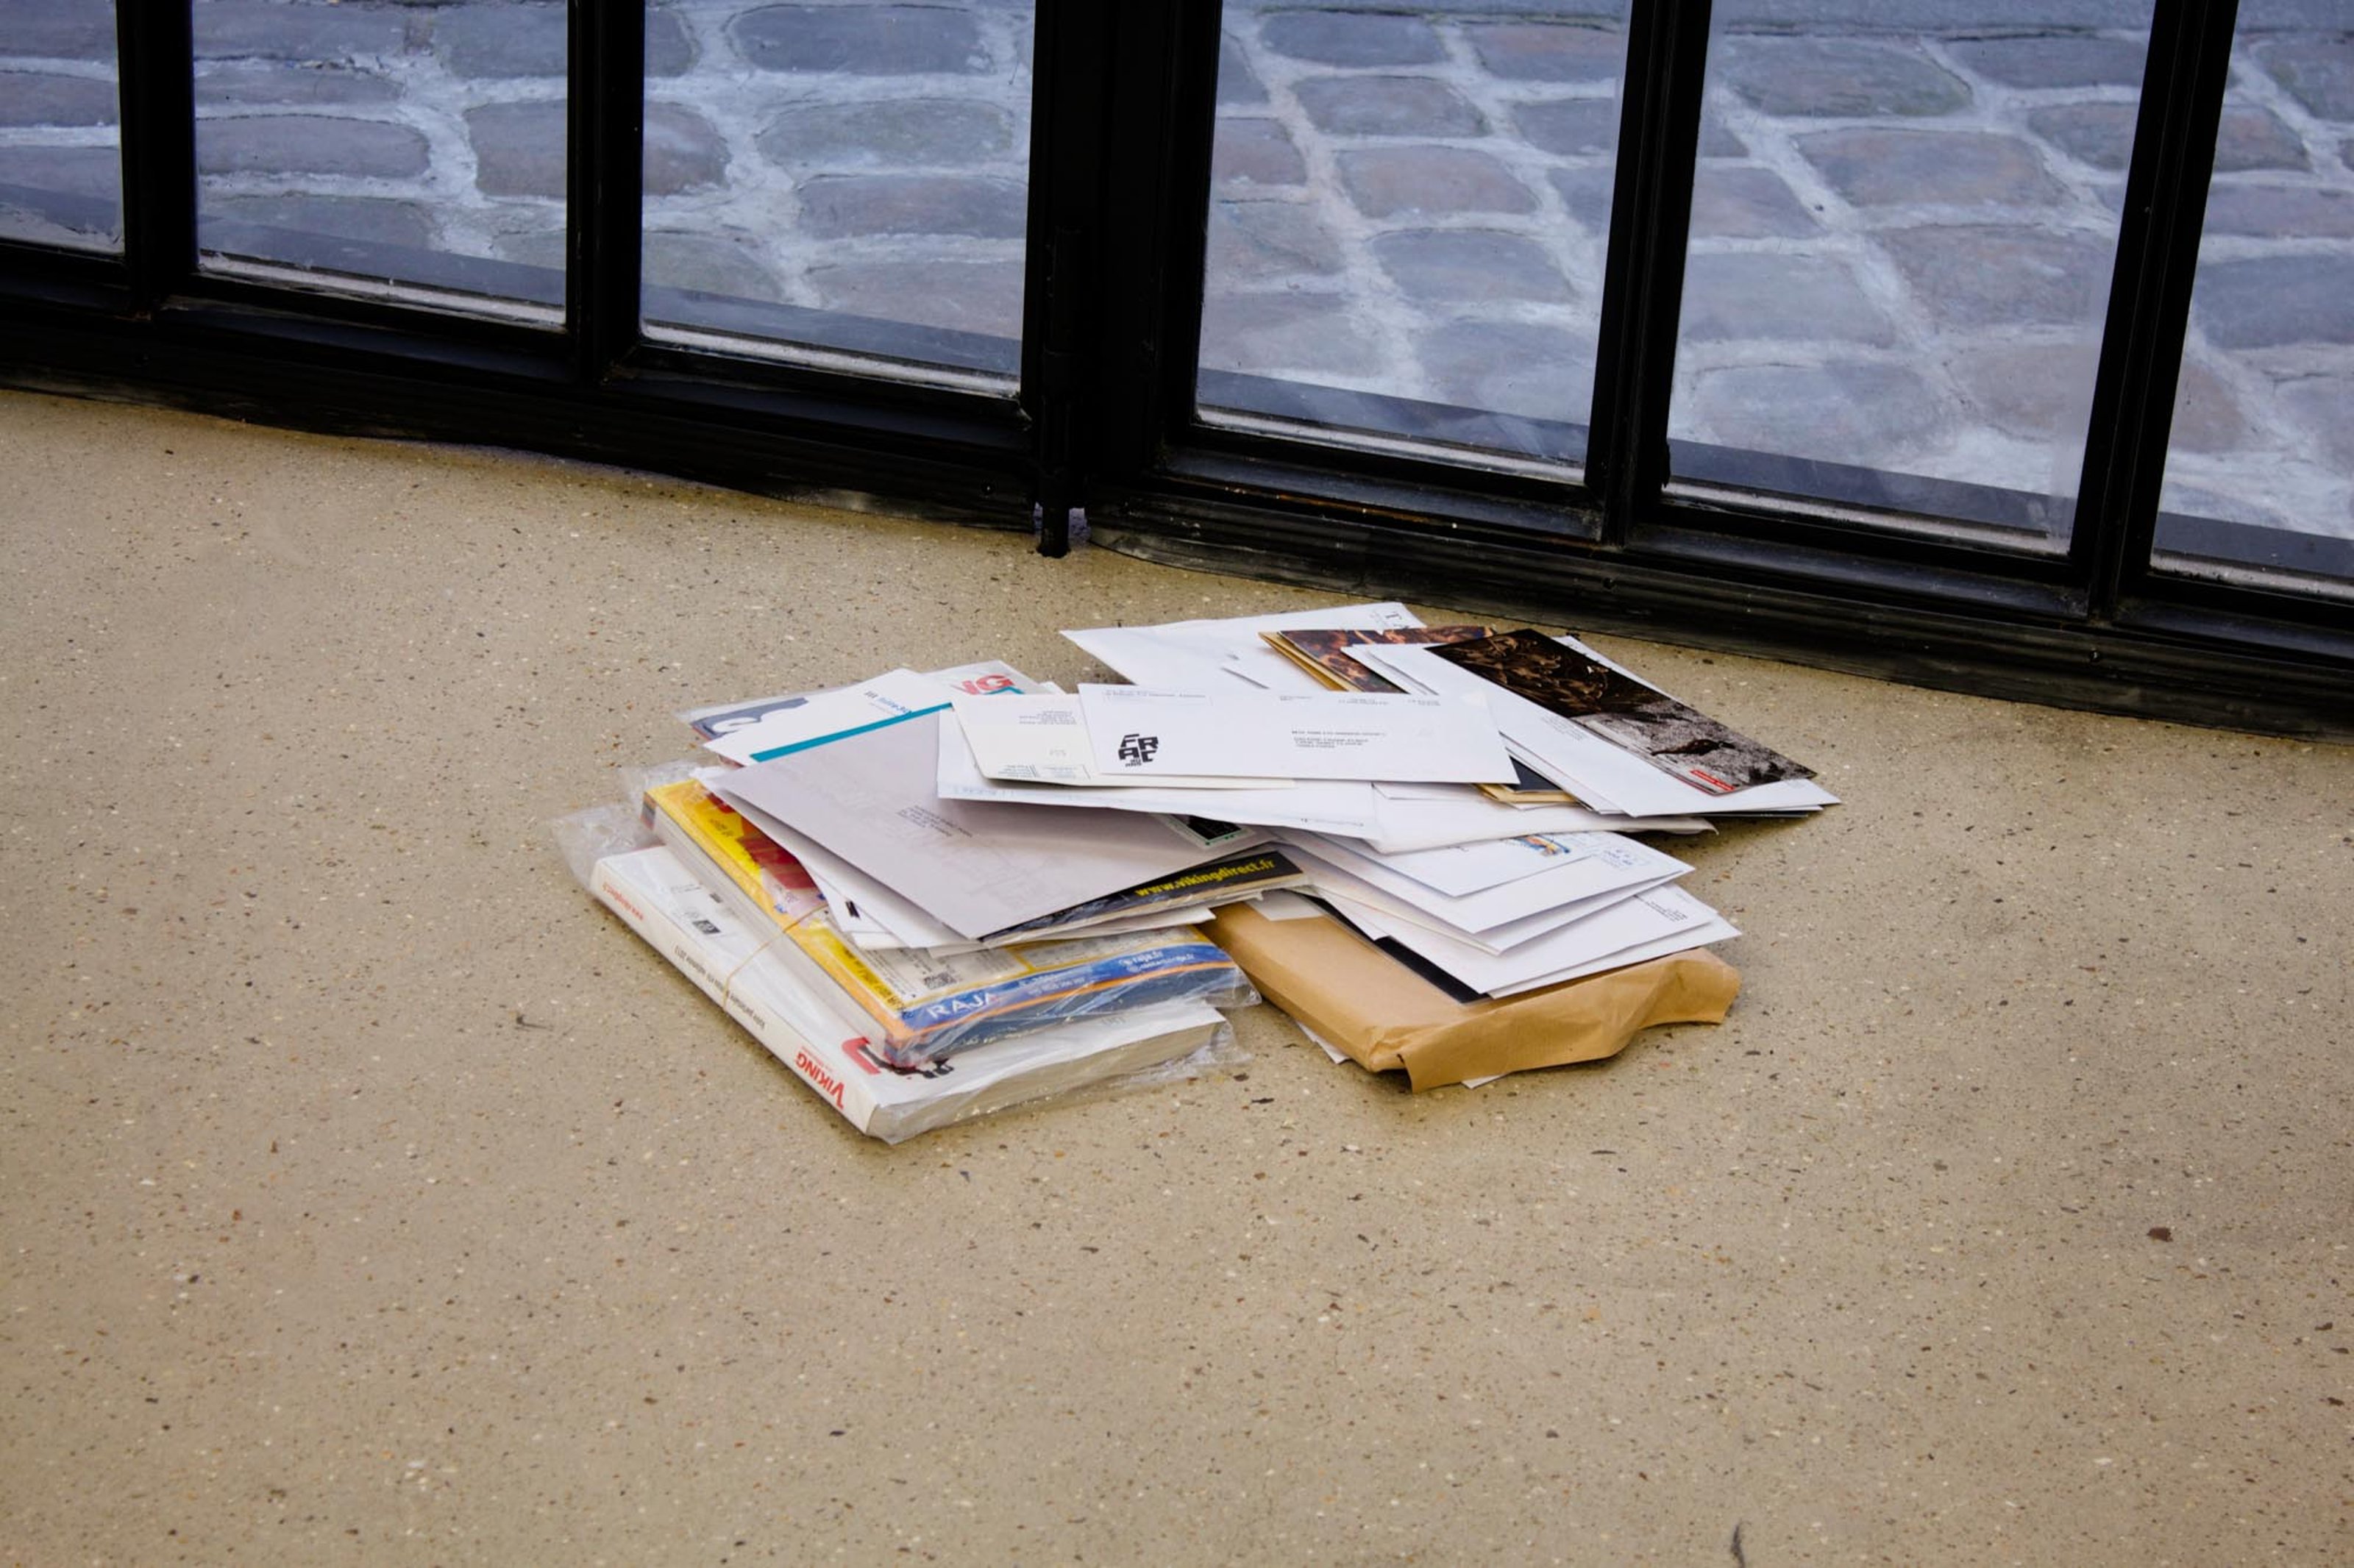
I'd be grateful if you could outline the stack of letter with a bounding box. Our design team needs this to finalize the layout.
[575,660,1299,1141]
[572,602,1835,1135]
[1015,602,1833,1002]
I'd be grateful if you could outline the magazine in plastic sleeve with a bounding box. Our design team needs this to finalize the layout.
[556,824,1245,1142]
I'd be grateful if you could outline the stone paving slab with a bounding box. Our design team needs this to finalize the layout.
[0,69,118,128]
[0,0,2347,549]
[4,0,119,62]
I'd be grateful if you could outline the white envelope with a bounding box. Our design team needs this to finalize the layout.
[1290,829,1690,931]
[1324,825,1658,899]
[1362,791,1710,854]
[934,718,1388,837]
[1290,849,1679,955]
[682,659,1034,742]
[705,667,954,766]
[1077,685,1515,784]
[1486,916,1743,997]
[1327,883,1737,996]
[951,693,1283,789]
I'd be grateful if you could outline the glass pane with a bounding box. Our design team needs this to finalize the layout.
[193,0,566,311]
[0,0,122,251]
[2154,21,2354,590]
[1197,3,1635,471]
[1668,5,2156,546]
[640,0,1031,384]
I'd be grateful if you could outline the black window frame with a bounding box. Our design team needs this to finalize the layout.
[1,0,2347,738]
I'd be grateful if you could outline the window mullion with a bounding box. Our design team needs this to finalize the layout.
[2072,0,2241,617]
[114,0,195,307]
[1584,0,1712,546]
[568,0,647,379]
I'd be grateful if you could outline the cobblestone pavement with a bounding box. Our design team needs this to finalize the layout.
[2,0,2349,545]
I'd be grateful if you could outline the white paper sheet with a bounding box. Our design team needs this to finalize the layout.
[1352,641,1839,819]
[717,714,1259,941]
[951,692,1282,788]
[1298,1022,1355,1065]
[808,865,892,939]
[934,716,1390,837]
[1077,685,1515,783]
[1064,601,1423,690]
[1372,780,1474,802]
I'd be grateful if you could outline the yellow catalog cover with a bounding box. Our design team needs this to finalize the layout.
[643,777,826,930]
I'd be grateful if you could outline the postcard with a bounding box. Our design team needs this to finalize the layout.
[1076,685,1515,784]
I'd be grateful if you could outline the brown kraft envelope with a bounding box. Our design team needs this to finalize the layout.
[1206,900,1740,1091]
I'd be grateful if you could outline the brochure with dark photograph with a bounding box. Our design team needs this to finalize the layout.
[1429,630,1815,796]
[1262,625,1497,694]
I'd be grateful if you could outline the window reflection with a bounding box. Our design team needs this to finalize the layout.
[193,0,567,310]
[0,0,123,251]
[639,1,1031,382]
[1667,9,2157,546]
[2155,26,2354,588]
[1198,4,1635,471]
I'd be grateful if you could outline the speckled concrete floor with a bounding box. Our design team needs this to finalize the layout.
[1,388,2347,1566]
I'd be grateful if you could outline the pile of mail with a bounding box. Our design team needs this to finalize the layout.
[1019,603,1832,1002]
[558,599,1834,1137]
[560,660,1290,1142]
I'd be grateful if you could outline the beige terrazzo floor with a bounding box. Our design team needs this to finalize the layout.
[1,388,2348,1565]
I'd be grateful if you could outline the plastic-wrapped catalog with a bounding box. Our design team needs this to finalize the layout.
[553,806,1244,1144]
